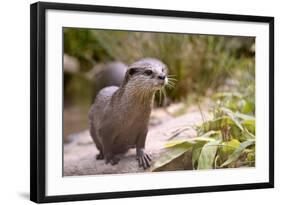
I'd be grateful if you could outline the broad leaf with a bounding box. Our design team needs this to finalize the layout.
[195,137,216,142]
[165,140,192,148]
[192,141,205,169]
[232,111,255,121]
[151,142,193,171]
[197,140,220,169]
[198,130,221,139]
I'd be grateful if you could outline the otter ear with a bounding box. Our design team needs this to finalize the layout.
[124,67,137,83]
[128,68,138,75]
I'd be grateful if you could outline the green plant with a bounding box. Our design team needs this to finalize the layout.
[151,91,255,171]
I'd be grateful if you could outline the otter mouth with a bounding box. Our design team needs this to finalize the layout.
[153,80,166,90]
[157,77,168,86]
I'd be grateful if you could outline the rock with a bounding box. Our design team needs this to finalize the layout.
[86,62,128,100]
[149,107,173,126]
[64,54,80,73]
[166,102,185,115]
[63,110,208,176]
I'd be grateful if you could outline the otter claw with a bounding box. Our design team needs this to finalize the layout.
[137,149,151,169]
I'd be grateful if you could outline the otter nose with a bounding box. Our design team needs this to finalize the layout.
[158,74,166,80]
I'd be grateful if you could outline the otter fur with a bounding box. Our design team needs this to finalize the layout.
[88,58,168,169]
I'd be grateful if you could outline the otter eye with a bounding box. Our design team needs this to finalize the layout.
[144,70,153,76]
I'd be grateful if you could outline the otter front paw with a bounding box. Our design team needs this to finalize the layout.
[137,149,151,169]
[105,154,120,165]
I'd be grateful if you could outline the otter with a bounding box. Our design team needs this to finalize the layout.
[88,58,168,169]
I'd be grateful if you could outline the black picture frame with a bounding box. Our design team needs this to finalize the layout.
[30,1,274,203]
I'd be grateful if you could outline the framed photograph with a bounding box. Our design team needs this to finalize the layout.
[30,1,274,203]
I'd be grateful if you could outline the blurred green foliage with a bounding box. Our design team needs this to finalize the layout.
[64,28,255,106]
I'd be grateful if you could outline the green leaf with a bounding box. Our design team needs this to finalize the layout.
[192,142,205,169]
[242,129,255,140]
[220,139,241,155]
[242,119,255,134]
[165,131,220,149]
[198,130,221,139]
[241,100,255,114]
[220,140,255,167]
[230,125,242,139]
[225,100,239,111]
[214,155,220,169]
[221,107,244,131]
[197,140,221,169]
[151,142,193,171]
[165,140,190,148]
[201,116,234,132]
[232,112,255,121]
[195,137,216,142]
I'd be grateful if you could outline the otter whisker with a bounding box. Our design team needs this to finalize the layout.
[167,81,175,86]
[167,78,178,82]
[159,89,162,106]
[166,85,174,90]
[168,77,176,81]
[165,83,174,90]
[167,76,177,79]
[167,80,176,84]
[161,87,167,106]
[167,85,175,90]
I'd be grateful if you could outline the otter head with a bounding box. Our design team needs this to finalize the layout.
[124,58,168,92]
